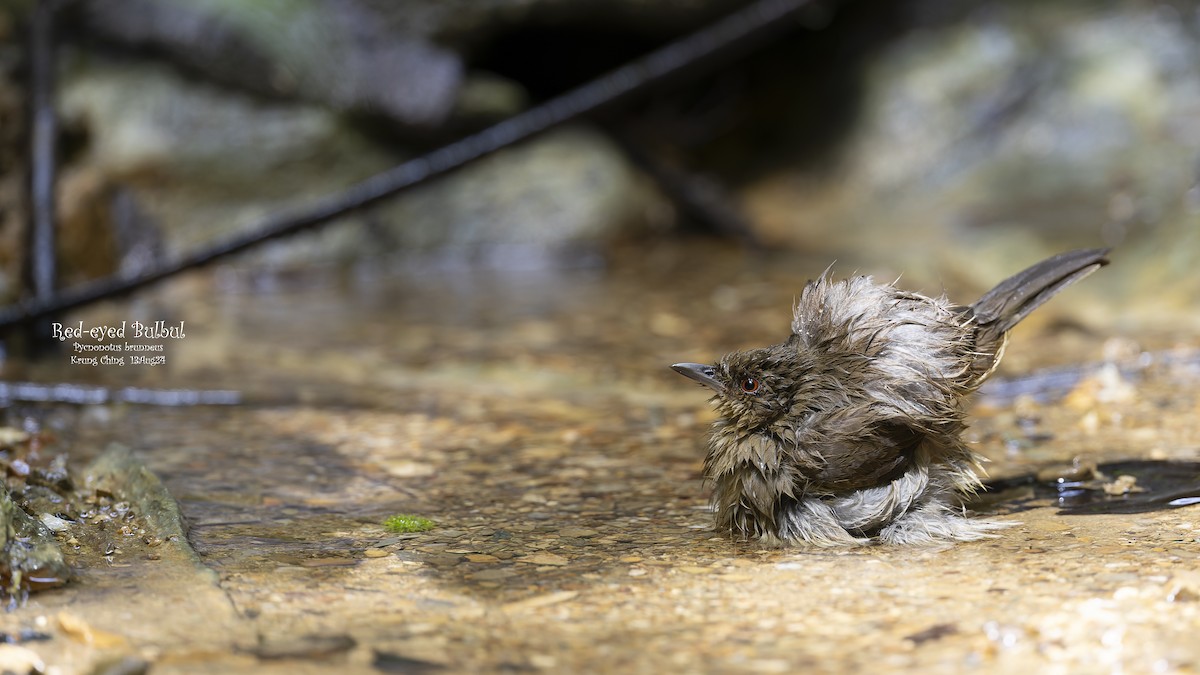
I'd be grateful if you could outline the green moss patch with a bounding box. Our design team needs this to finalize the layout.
[383,514,435,533]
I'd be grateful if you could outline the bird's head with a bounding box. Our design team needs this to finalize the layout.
[671,346,800,432]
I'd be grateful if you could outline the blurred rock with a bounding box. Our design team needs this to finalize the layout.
[450,71,530,128]
[59,57,383,190]
[745,5,1200,293]
[0,0,752,291]
[57,55,656,271]
[377,125,650,255]
[372,0,747,41]
[57,55,391,268]
[71,0,747,133]
[56,168,121,287]
[0,645,44,675]
[77,0,464,130]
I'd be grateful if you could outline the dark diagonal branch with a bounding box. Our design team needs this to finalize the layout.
[0,0,813,330]
[610,128,763,249]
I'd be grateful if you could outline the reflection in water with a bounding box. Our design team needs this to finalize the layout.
[982,460,1200,515]
[979,351,1200,406]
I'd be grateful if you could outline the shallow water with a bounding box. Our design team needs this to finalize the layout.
[1,240,1198,673]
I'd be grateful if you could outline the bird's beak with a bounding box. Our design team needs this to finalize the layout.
[671,363,722,392]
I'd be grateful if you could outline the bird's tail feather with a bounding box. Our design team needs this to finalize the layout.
[970,248,1110,340]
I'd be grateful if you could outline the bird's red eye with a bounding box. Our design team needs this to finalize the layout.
[741,377,760,393]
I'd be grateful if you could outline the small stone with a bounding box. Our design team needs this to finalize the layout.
[0,645,44,675]
[466,554,499,563]
[254,634,356,660]
[519,553,569,566]
[559,527,600,538]
[383,461,436,478]
[469,568,518,581]
[371,651,447,673]
[300,557,358,568]
[372,537,409,548]
[521,446,569,460]
[1036,460,1100,483]
[0,428,29,445]
[39,513,71,533]
[1102,474,1143,496]
[363,548,390,558]
[904,623,958,645]
[1078,410,1100,435]
[1167,584,1199,602]
[57,612,129,649]
[421,554,462,568]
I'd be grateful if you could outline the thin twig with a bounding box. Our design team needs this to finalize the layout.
[0,0,813,330]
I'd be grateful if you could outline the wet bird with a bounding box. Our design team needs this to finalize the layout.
[672,249,1109,546]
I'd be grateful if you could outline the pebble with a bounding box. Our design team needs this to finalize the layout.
[422,554,463,568]
[469,568,518,581]
[254,634,356,660]
[38,513,71,533]
[300,557,358,568]
[57,612,129,649]
[0,645,43,675]
[519,553,569,566]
